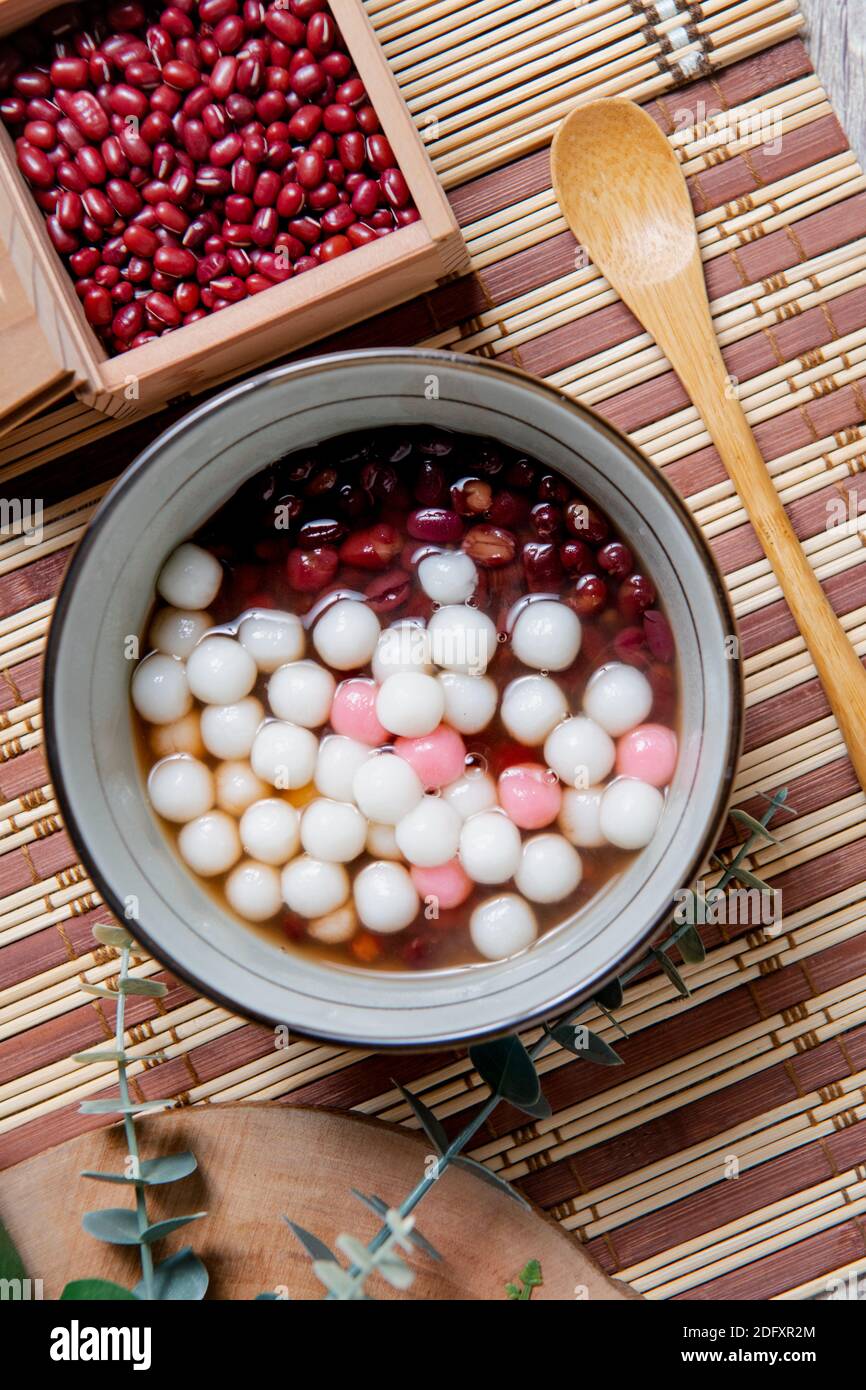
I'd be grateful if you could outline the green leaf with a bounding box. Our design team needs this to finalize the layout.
[141,1213,206,1244]
[675,925,706,965]
[0,1218,26,1282]
[548,1023,623,1066]
[652,948,690,998]
[730,808,779,844]
[118,977,167,998]
[82,1209,143,1246]
[60,1279,138,1301]
[453,1157,531,1210]
[81,1151,197,1187]
[520,1258,542,1287]
[134,1247,208,1300]
[92,924,134,949]
[79,1099,173,1116]
[594,977,624,1011]
[727,865,773,893]
[284,1220,337,1263]
[394,1080,448,1155]
[470,1035,547,1117]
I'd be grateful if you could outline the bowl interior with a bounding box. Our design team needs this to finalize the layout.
[46,351,740,1047]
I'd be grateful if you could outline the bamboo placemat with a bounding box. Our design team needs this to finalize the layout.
[3,1,866,1301]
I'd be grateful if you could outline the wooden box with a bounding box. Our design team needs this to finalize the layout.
[0,0,468,424]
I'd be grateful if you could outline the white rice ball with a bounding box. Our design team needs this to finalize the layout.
[371,621,433,682]
[559,786,607,848]
[131,652,191,725]
[459,810,521,884]
[315,735,369,802]
[443,771,498,820]
[312,598,380,671]
[268,660,335,728]
[427,604,497,676]
[600,778,664,849]
[186,634,257,705]
[200,696,264,760]
[238,610,305,672]
[437,672,497,735]
[250,720,318,789]
[148,754,214,823]
[225,859,282,922]
[156,542,222,610]
[470,894,538,961]
[239,798,300,865]
[515,833,582,903]
[353,861,419,934]
[511,599,581,671]
[353,752,423,825]
[583,662,653,737]
[418,550,477,605]
[148,607,212,659]
[376,672,445,737]
[214,760,269,815]
[307,905,358,945]
[366,822,403,860]
[395,796,462,868]
[282,855,350,918]
[501,674,568,746]
[301,798,367,862]
[544,716,615,788]
[178,810,241,877]
[148,711,203,759]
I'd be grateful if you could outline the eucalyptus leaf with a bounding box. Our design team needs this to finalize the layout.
[118,977,168,998]
[394,1079,448,1155]
[675,925,706,965]
[72,1049,131,1065]
[82,1208,143,1246]
[727,865,773,893]
[255,1292,283,1300]
[652,948,690,998]
[81,1151,197,1187]
[60,1279,138,1301]
[81,983,119,999]
[134,1247,208,1300]
[730,808,778,844]
[284,1219,337,1263]
[92,924,135,949]
[141,1213,206,1244]
[351,1191,442,1261]
[79,1099,172,1116]
[453,1156,531,1210]
[469,1035,543,1115]
[594,977,624,1011]
[548,1023,623,1066]
[0,1217,26,1282]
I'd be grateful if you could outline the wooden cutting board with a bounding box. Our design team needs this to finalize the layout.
[0,1104,634,1301]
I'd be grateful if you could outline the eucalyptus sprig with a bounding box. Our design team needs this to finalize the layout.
[282,787,791,1300]
[61,923,208,1301]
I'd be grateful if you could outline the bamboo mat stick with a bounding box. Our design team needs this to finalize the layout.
[776,1257,866,1301]
[396,1,587,85]
[377,0,627,53]
[745,606,866,677]
[429,12,804,183]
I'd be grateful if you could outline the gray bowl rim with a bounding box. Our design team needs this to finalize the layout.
[44,347,743,1049]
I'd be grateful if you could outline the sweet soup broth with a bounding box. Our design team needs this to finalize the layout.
[132,427,679,971]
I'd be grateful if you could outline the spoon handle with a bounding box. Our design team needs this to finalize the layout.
[684,330,866,790]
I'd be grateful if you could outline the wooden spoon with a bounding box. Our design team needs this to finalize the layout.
[551,99,866,792]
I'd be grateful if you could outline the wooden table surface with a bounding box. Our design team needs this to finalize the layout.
[800,0,866,161]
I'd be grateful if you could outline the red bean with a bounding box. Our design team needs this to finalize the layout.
[296,149,323,189]
[225,193,253,221]
[76,144,107,183]
[70,246,101,276]
[275,181,304,218]
[168,165,194,203]
[210,132,242,166]
[95,263,121,288]
[125,60,161,89]
[109,83,148,117]
[118,127,151,165]
[290,62,324,99]
[306,12,335,56]
[56,89,109,140]
[23,119,56,150]
[195,163,231,193]
[161,7,195,39]
[83,283,113,324]
[346,222,376,248]
[264,8,305,45]
[154,244,197,277]
[154,199,188,232]
[145,289,181,324]
[366,133,394,172]
[82,186,115,224]
[321,202,354,234]
[57,190,84,230]
[336,78,366,108]
[101,134,128,176]
[322,102,354,134]
[350,177,378,217]
[215,15,246,52]
[319,233,350,260]
[197,251,228,283]
[210,55,237,100]
[251,206,277,245]
[223,220,253,245]
[252,168,280,206]
[380,167,410,209]
[46,215,79,252]
[16,141,54,188]
[14,71,52,100]
[407,509,463,544]
[307,179,337,211]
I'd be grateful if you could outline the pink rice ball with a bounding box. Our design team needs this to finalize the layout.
[394,724,466,789]
[410,859,473,912]
[616,723,678,787]
[330,678,387,746]
[498,762,562,829]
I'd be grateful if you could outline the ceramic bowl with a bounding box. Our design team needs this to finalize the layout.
[44,349,742,1049]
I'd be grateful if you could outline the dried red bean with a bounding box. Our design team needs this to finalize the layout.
[145,289,181,324]
[154,244,196,277]
[380,167,410,210]
[112,300,143,340]
[83,282,113,324]
[57,189,84,229]
[16,140,54,187]
[23,119,56,150]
